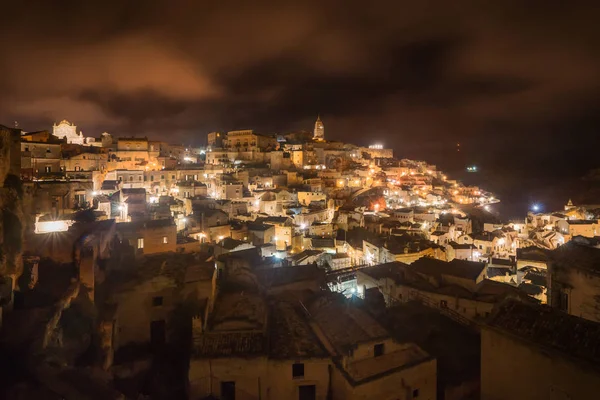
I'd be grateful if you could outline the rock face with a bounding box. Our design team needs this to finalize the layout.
[0,125,25,311]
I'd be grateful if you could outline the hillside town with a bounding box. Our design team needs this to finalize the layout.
[1,118,600,400]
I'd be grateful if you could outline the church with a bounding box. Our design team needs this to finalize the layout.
[314,115,324,140]
[52,120,85,144]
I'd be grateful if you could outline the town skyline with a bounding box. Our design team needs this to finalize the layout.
[2,2,600,399]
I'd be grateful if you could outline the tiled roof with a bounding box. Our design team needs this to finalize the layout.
[411,257,486,281]
[309,295,389,354]
[269,301,328,359]
[487,300,600,365]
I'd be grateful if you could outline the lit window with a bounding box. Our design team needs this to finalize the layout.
[137,238,144,249]
[163,236,168,244]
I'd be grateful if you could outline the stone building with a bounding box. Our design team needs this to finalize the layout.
[52,119,84,144]
[357,260,530,323]
[116,218,177,256]
[481,299,600,400]
[189,290,437,400]
[105,254,215,355]
[547,239,600,323]
[20,140,62,178]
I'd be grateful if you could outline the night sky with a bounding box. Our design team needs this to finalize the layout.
[2,1,600,216]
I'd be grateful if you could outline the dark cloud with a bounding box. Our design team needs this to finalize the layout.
[2,1,600,194]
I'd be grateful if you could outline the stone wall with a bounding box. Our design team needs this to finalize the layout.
[481,326,600,399]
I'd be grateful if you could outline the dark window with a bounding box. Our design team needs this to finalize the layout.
[559,291,569,311]
[412,388,420,398]
[150,320,166,348]
[292,363,304,378]
[374,343,384,357]
[152,296,163,306]
[221,381,235,400]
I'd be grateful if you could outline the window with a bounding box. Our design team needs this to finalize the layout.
[292,363,304,378]
[440,300,448,308]
[129,176,133,181]
[161,175,165,180]
[137,238,144,249]
[44,166,51,173]
[559,291,569,312]
[412,388,420,398]
[374,343,384,357]
[139,176,142,181]
[163,236,168,244]
[152,296,163,306]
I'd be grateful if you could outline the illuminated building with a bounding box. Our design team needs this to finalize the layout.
[313,115,324,140]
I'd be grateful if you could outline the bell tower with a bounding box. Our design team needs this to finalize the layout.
[314,115,324,140]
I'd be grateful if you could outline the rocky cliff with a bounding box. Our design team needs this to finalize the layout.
[0,125,25,309]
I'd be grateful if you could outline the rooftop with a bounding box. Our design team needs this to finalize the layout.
[550,241,600,275]
[269,301,328,359]
[255,265,325,288]
[411,257,486,281]
[448,241,477,250]
[517,246,550,262]
[567,219,598,225]
[210,291,267,331]
[487,299,600,367]
[309,295,389,354]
